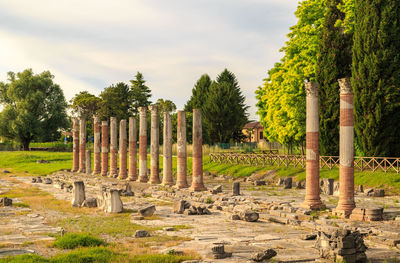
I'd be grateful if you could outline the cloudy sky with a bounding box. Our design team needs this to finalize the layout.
[0,0,298,120]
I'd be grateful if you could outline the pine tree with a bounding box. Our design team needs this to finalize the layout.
[184,74,211,112]
[352,0,400,156]
[130,72,152,114]
[316,0,352,156]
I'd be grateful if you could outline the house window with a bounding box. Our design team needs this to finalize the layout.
[260,131,263,139]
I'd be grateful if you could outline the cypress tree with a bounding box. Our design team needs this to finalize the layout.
[352,0,400,156]
[316,0,352,156]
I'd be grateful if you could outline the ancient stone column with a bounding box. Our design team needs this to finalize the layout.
[336,78,356,217]
[118,119,128,179]
[86,150,91,175]
[149,105,161,184]
[233,182,240,196]
[78,117,86,173]
[138,107,148,182]
[162,111,174,186]
[128,117,137,181]
[191,109,206,191]
[109,117,118,178]
[302,82,324,210]
[176,110,188,188]
[101,121,109,177]
[93,116,101,175]
[72,117,79,172]
[72,181,85,207]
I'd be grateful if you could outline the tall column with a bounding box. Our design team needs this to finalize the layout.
[149,105,161,184]
[101,121,109,177]
[93,116,101,175]
[86,150,91,175]
[336,77,356,217]
[138,107,148,182]
[176,110,188,188]
[162,111,174,186]
[191,109,206,191]
[128,117,137,181]
[302,82,324,210]
[109,117,118,178]
[118,119,128,179]
[78,117,86,173]
[72,117,79,172]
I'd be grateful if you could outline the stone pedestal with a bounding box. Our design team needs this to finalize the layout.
[128,117,137,181]
[78,117,86,173]
[109,117,118,178]
[302,82,324,210]
[85,150,91,175]
[118,119,128,179]
[162,112,174,186]
[138,107,148,182]
[335,78,356,217]
[72,117,79,172]
[149,105,160,184]
[101,121,109,177]
[190,109,206,191]
[72,181,85,207]
[176,110,188,188]
[93,116,101,175]
[233,182,240,196]
[98,188,123,213]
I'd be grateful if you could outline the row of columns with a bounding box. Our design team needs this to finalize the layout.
[72,108,206,191]
[302,77,355,217]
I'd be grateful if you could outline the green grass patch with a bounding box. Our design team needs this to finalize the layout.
[53,233,105,249]
[12,203,30,208]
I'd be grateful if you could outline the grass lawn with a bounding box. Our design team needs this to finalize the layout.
[1,151,400,192]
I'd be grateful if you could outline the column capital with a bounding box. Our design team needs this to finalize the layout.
[305,82,319,97]
[148,105,158,114]
[93,115,100,122]
[138,106,147,114]
[338,77,352,94]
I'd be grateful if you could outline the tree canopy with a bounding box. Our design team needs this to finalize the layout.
[0,69,69,150]
[130,72,152,114]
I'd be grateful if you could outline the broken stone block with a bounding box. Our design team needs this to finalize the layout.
[210,185,222,194]
[320,178,334,195]
[302,234,317,240]
[358,185,364,193]
[283,177,292,189]
[37,177,43,183]
[173,200,186,214]
[333,182,340,196]
[232,182,240,196]
[98,188,123,213]
[71,181,85,207]
[251,249,277,262]
[211,243,232,259]
[2,170,11,173]
[0,197,12,207]
[231,214,240,220]
[120,183,134,197]
[139,205,156,217]
[135,230,150,238]
[43,178,53,184]
[31,178,37,183]
[82,197,97,208]
[254,180,266,186]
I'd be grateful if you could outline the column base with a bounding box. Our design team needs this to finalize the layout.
[301,200,326,210]
[78,169,86,173]
[118,174,128,180]
[92,171,101,176]
[108,172,118,178]
[101,172,108,177]
[149,178,161,184]
[138,176,149,183]
[162,181,174,186]
[190,184,207,192]
[175,184,189,189]
[71,169,78,173]
[334,203,356,218]
[127,175,138,181]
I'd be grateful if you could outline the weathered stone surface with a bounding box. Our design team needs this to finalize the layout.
[0,197,12,207]
[135,230,150,238]
[234,206,259,222]
[254,180,266,186]
[283,177,292,189]
[120,183,134,197]
[364,188,385,197]
[173,200,186,214]
[231,214,240,220]
[320,178,334,195]
[232,182,240,196]
[2,170,11,173]
[98,188,123,213]
[251,249,277,262]
[43,178,53,184]
[302,234,317,240]
[71,181,85,207]
[210,185,222,194]
[139,205,156,217]
[37,177,43,183]
[82,197,97,208]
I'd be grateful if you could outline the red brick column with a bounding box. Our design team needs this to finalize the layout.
[302,82,324,210]
[128,117,137,181]
[190,109,206,191]
[138,107,148,182]
[72,117,79,172]
[101,121,109,177]
[78,117,86,173]
[109,117,118,178]
[93,116,101,175]
[162,111,174,186]
[149,105,161,184]
[176,110,188,188]
[336,77,356,217]
[118,119,128,179]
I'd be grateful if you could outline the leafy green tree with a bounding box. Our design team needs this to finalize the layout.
[70,91,101,119]
[0,69,69,150]
[130,72,152,114]
[256,0,326,150]
[156,98,176,113]
[352,0,400,156]
[98,82,131,121]
[184,74,212,112]
[316,0,352,156]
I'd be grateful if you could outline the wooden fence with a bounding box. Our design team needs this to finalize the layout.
[209,153,400,173]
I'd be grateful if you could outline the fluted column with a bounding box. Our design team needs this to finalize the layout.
[72,117,79,172]
[336,77,356,217]
[93,116,101,175]
[176,110,188,188]
[101,121,109,177]
[78,117,86,173]
[128,117,137,181]
[162,111,174,186]
[149,105,161,184]
[118,119,128,179]
[190,109,206,191]
[138,107,148,182]
[109,117,118,178]
[302,82,324,210]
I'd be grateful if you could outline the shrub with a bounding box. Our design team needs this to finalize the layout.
[53,234,105,249]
